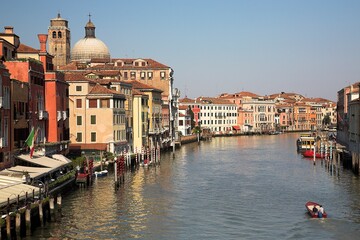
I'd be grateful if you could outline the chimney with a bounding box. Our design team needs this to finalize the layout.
[4,26,13,34]
[37,34,48,53]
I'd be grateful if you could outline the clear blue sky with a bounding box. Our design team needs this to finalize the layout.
[2,0,360,101]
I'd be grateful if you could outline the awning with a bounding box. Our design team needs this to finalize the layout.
[0,175,40,208]
[52,154,72,164]
[1,166,53,179]
[16,154,67,169]
[232,126,240,130]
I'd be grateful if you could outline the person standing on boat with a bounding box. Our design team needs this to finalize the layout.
[318,205,324,218]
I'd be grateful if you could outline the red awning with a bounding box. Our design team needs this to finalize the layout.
[232,126,240,130]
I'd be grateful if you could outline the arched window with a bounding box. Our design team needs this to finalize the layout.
[58,31,62,38]
[52,31,56,38]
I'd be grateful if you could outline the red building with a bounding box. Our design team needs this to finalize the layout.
[0,59,11,169]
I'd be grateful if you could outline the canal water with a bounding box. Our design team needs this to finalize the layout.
[29,133,360,239]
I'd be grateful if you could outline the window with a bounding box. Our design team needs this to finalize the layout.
[179,120,184,126]
[76,86,82,91]
[76,132,82,142]
[52,31,56,38]
[130,72,136,79]
[58,31,62,38]
[100,99,109,108]
[140,72,145,79]
[91,132,96,142]
[77,116,82,125]
[91,115,96,124]
[76,99,82,108]
[124,72,128,79]
[160,71,166,79]
[148,72,153,79]
[89,99,97,108]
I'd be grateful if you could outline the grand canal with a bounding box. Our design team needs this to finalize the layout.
[30,133,360,239]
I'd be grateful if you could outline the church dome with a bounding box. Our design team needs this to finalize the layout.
[71,18,110,62]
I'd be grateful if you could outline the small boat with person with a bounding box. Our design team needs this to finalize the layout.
[305,201,327,218]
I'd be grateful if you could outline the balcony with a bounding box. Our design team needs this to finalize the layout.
[38,110,49,120]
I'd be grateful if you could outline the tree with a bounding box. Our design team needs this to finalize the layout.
[322,114,331,127]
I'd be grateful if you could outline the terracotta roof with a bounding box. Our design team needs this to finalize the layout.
[58,62,81,71]
[179,97,196,103]
[195,97,233,105]
[96,79,112,84]
[64,73,92,82]
[17,43,39,53]
[129,80,162,92]
[179,105,188,110]
[219,91,259,99]
[132,89,147,96]
[85,70,121,76]
[234,91,259,98]
[89,83,124,96]
[112,58,169,68]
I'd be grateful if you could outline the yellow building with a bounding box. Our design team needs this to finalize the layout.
[132,89,149,151]
[130,80,163,150]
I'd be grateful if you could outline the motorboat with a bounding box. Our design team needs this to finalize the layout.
[305,201,327,218]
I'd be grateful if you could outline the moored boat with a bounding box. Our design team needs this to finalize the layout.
[296,133,316,152]
[302,150,323,158]
[305,201,327,218]
[94,169,108,177]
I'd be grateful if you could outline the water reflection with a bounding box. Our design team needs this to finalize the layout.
[29,133,360,239]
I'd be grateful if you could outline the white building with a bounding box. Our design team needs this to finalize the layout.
[196,97,238,134]
[242,98,276,133]
[178,106,192,136]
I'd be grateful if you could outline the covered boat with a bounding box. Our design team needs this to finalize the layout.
[305,201,327,218]
[296,133,316,152]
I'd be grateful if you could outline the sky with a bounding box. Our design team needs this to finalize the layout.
[1,0,360,101]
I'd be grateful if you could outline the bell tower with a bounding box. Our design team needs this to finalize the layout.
[48,13,70,69]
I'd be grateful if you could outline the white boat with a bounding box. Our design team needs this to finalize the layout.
[94,169,108,177]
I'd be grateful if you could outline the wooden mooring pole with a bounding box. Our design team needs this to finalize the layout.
[25,205,31,236]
